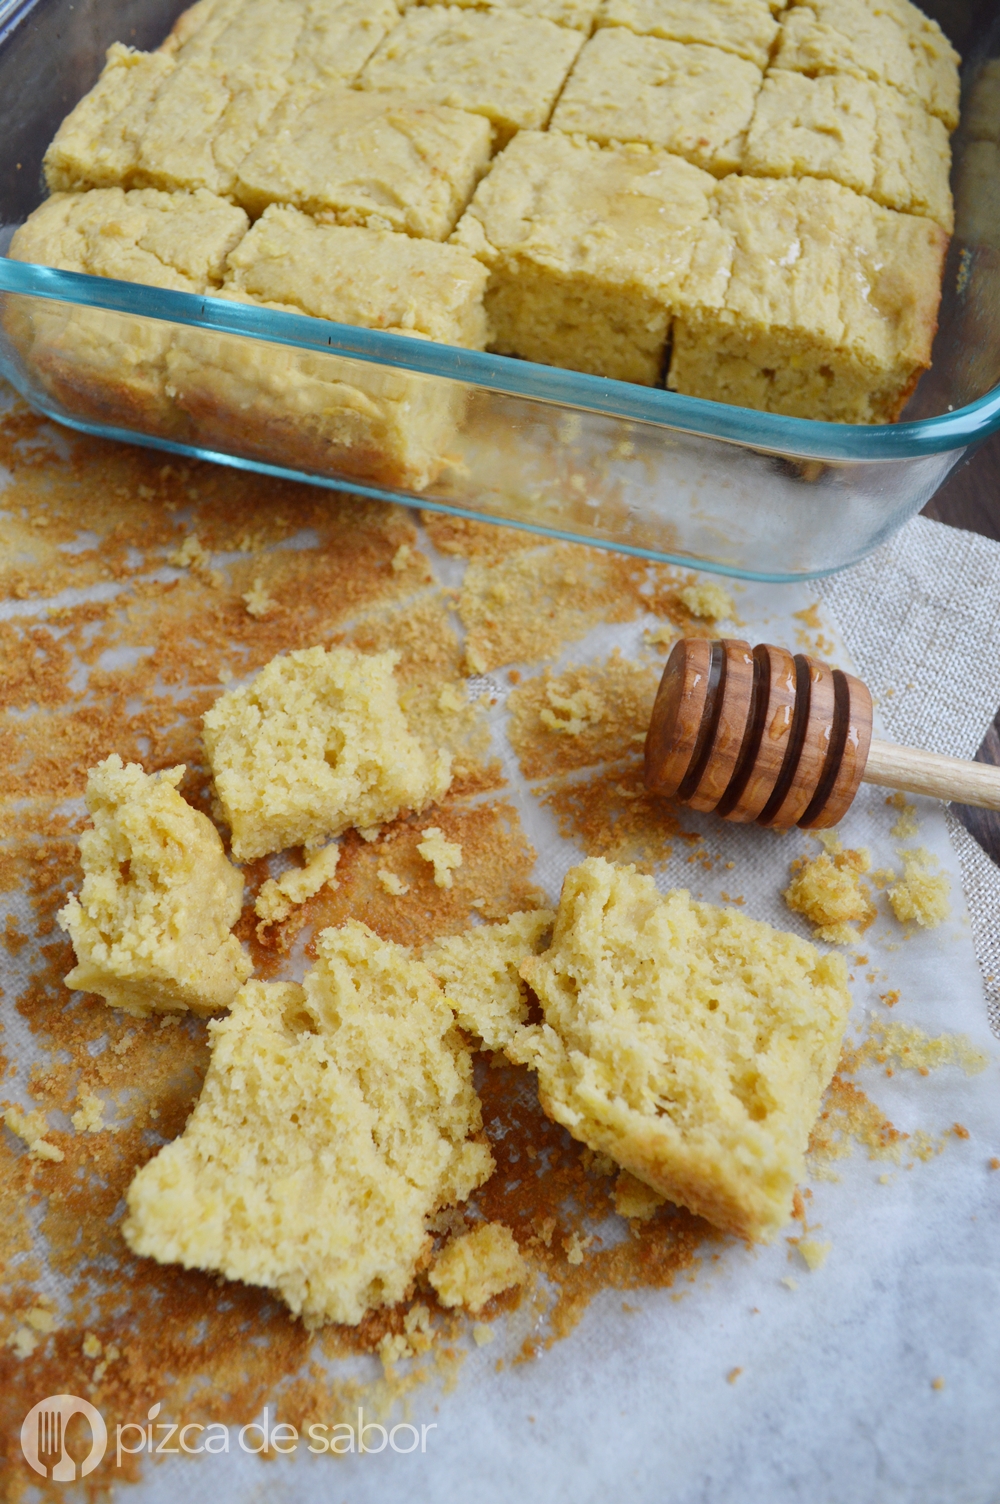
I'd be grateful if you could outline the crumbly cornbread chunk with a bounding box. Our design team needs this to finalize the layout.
[614,1168,665,1219]
[3,1107,64,1163]
[233,87,492,237]
[597,0,780,70]
[783,846,877,945]
[452,132,728,383]
[423,908,555,1048]
[202,645,451,861]
[122,923,495,1326]
[57,756,251,1018]
[887,848,950,928]
[667,175,947,423]
[743,69,953,230]
[428,1222,527,1310]
[773,0,960,129]
[405,0,601,29]
[44,0,400,198]
[254,842,341,925]
[7,187,248,431]
[417,826,464,887]
[360,7,584,144]
[676,581,734,619]
[225,204,488,347]
[550,29,762,174]
[512,857,853,1243]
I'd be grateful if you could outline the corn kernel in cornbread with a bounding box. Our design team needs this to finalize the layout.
[360,7,584,144]
[408,0,601,28]
[202,646,451,861]
[550,29,762,174]
[424,908,555,1048]
[773,0,960,129]
[122,923,494,1326]
[667,175,947,423]
[428,1222,527,1311]
[57,756,251,1018]
[783,846,876,945]
[6,187,247,431]
[743,69,953,230]
[887,849,950,928]
[513,857,853,1242]
[233,87,492,238]
[452,131,728,384]
[597,0,780,69]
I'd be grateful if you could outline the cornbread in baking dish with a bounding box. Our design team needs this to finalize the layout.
[57,756,251,1019]
[202,645,452,861]
[401,0,602,30]
[122,923,495,1327]
[359,6,585,143]
[667,174,948,423]
[452,131,728,384]
[595,0,781,69]
[512,857,853,1243]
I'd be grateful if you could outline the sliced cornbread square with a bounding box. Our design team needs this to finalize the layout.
[424,908,555,1048]
[57,756,251,1018]
[43,43,176,193]
[404,0,601,29]
[452,131,729,383]
[596,0,780,70]
[667,175,947,423]
[6,187,247,432]
[122,922,495,1326]
[360,7,584,144]
[513,857,852,1242]
[202,645,452,861]
[774,0,960,129]
[550,28,762,173]
[743,69,952,230]
[233,87,492,237]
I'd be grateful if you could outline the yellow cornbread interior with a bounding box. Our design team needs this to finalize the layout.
[424,908,555,1049]
[57,755,251,1018]
[513,856,853,1243]
[122,922,494,1326]
[202,645,452,861]
[428,1222,528,1311]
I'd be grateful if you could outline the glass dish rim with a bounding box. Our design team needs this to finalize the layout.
[3,256,1000,462]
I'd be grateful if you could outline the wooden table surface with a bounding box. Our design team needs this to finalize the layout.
[922,428,1000,866]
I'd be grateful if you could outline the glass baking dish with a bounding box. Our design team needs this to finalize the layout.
[2,0,1000,581]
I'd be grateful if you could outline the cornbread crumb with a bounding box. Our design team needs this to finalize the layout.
[429,1222,527,1311]
[887,849,950,928]
[514,857,852,1242]
[564,1230,593,1264]
[3,1105,64,1163]
[254,843,341,925]
[424,908,555,1048]
[931,1376,945,1391]
[123,923,494,1326]
[378,867,411,896]
[203,646,451,861]
[243,578,276,618]
[644,622,677,648]
[25,1307,56,1335]
[418,827,464,888]
[82,1333,103,1359]
[727,1366,743,1383]
[614,1169,666,1220]
[783,848,876,945]
[6,1328,39,1359]
[392,544,412,572]
[676,581,734,620]
[472,1322,495,1346]
[887,792,920,841]
[796,1236,831,1270]
[540,684,605,735]
[57,755,251,1017]
[71,1090,116,1134]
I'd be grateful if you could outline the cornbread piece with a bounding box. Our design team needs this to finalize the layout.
[417,827,463,887]
[773,0,960,129]
[677,581,734,619]
[423,908,555,1048]
[202,645,451,861]
[597,0,780,70]
[783,846,876,945]
[254,843,341,925]
[360,7,584,144]
[225,205,488,348]
[512,857,853,1242]
[887,848,950,928]
[6,187,247,431]
[428,1223,527,1311]
[743,70,953,230]
[233,87,492,237]
[667,175,948,423]
[453,132,728,383]
[3,1107,64,1164]
[614,1169,665,1219]
[550,29,762,174]
[57,756,252,1018]
[407,0,601,28]
[122,923,495,1326]
[44,0,400,198]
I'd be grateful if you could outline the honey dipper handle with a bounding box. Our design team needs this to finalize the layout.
[863,738,1000,810]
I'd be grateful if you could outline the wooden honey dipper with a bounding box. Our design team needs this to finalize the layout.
[644,637,1000,829]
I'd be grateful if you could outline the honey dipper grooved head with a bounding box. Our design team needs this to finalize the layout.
[644,638,873,829]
